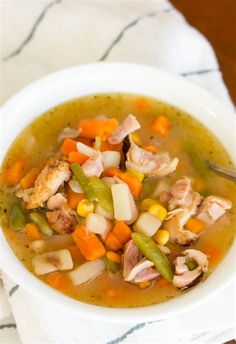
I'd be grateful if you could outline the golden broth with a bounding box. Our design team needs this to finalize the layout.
[1,93,236,307]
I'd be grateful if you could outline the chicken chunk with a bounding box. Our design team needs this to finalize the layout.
[164,192,202,245]
[27,160,71,209]
[81,153,103,178]
[123,240,159,283]
[196,195,232,226]
[108,114,141,144]
[126,136,178,176]
[46,206,77,234]
[169,177,191,210]
[47,193,67,210]
[173,249,208,289]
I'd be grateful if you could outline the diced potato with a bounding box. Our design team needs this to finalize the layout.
[102,151,121,170]
[134,212,161,237]
[68,259,105,286]
[152,179,170,198]
[101,177,116,188]
[69,180,83,193]
[29,240,45,253]
[100,220,113,242]
[86,213,108,235]
[76,142,97,157]
[111,183,137,221]
[32,249,73,276]
[95,203,114,220]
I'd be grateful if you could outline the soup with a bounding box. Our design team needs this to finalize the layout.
[0,93,235,308]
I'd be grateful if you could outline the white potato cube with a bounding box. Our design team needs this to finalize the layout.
[111,183,137,221]
[32,249,73,276]
[101,177,116,188]
[86,213,108,235]
[68,259,105,286]
[100,220,113,242]
[29,240,45,254]
[102,151,121,170]
[76,142,97,157]
[152,179,171,198]
[95,203,114,220]
[134,212,161,237]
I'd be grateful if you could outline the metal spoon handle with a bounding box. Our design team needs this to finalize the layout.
[207,160,236,182]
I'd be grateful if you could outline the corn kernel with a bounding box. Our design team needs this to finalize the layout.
[148,204,167,221]
[153,230,169,246]
[138,281,151,289]
[77,199,94,217]
[127,169,144,182]
[130,132,142,146]
[140,198,159,211]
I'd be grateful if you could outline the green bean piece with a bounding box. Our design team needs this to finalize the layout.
[186,259,198,271]
[132,233,174,281]
[185,144,210,179]
[9,205,27,231]
[87,177,113,213]
[29,212,53,236]
[103,256,120,274]
[71,163,113,212]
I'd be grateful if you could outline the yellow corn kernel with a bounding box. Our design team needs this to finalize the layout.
[138,281,151,289]
[77,199,94,217]
[148,204,167,221]
[153,230,169,246]
[130,132,142,146]
[127,169,144,182]
[140,198,159,211]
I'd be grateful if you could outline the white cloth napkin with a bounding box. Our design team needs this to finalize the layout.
[1,1,235,343]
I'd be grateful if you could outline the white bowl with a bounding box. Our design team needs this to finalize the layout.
[0,63,235,323]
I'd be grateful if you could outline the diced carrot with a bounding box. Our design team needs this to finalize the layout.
[77,137,94,147]
[150,116,170,136]
[105,167,121,177]
[106,251,121,264]
[120,172,142,197]
[143,145,156,153]
[72,225,106,261]
[67,184,86,209]
[46,272,70,291]
[134,97,150,112]
[105,168,142,197]
[61,139,77,156]
[157,277,171,287]
[100,141,123,152]
[105,232,122,251]
[68,245,83,262]
[185,218,206,233]
[112,221,131,244]
[5,159,27,186]
[79,118,119,140]
[25,223,42,240]
[138,281,151,289]
[203,245,221,265]
[68,151,89,165]
[20,167,40,189]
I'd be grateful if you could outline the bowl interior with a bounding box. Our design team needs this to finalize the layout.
[0,62,235,322]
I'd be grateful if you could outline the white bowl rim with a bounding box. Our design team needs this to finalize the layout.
[0,62,235,323]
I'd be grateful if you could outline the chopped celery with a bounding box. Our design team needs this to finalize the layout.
[9,205,27,231]
[71,163,113,212]
[132,232,173,281]
[29,212,53,236]
[103,256,120,274]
